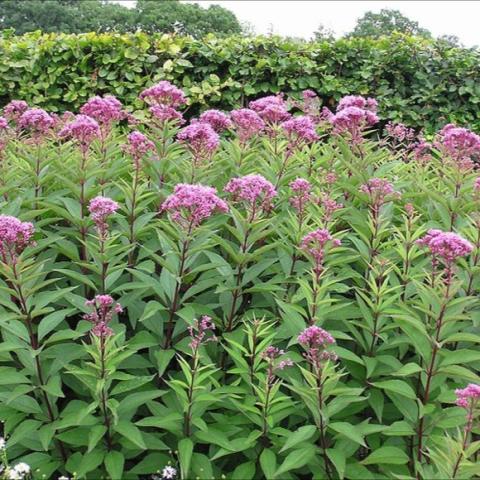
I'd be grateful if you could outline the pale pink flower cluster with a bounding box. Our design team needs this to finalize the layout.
[84,294,123,338]
[281,115,319,148]
[224,174,277,214]
[298,325,337,368]
[198,110,232,132]
[161,466,177,479]
[298,89,322,119]
[417,229,473,263]
[139,81,186,108]
[319,194,343,223]
[3,100,28,122]
[177,122,219,164]
[0,117,8,130]
[0,215,35,263]
[385,121,415,143]
[149,105,184,125]
[59,114,100,153]
[289,178,312,211]
[325,172,337,184]
[249,95,291,124]
[261,345,293,384]
[161,184,228,229]
[301,228,341,274]
[230,108,265,143]
[360,178,398,206]
[337,95,378,112]
[437,123,480,170]
[124,131,155,168]
[413,137,433,164]
[80,95,125,134]
[19,108,55,137]
[88,196,119,239]
[188,315,217,351]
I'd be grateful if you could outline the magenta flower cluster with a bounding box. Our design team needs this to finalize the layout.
[225,174,277,214]
[19,108,54,137]
[230,109,265,143]
[124,130,155,168]
[80,95,124,134]
[249,95,291,124]
[281,115,319,147]
[140,81,187,108]
[455,383,480,409]
[59,114,100,153]
[385,121,416,143]
[88,196,119,239]
[298,325,337,368]
[437,123,480,170]
[0,215,34,264]
[198,110,232,132]
[3,100,28,123]
[301,228,341,274]
[417,229,473,263]
[177,122,219,164]
[289,178,312,211]
[84,294,123,338]
[161,184,228,229]
[360,178,398,206]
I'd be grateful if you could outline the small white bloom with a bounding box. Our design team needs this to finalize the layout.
[13,463,30,475]
[0,437,6,450]
[58,477,70,480]
[161,466,177,479]
[7,469,22,480]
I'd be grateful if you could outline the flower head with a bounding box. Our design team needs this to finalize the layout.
[281,115,319,147]
[289,178,312,211]
[249,95,290,124]
[417,229,473,263]
[436,124,480,170]
[0,215,34,264]
[161,466,177,479]
[59,114,100,153]
[225,174,277,214]
[19,108,54,137]
[149,105,184,125]
[337,95,378,113]
[413,137,433,164]
[230,108,265,143]
[188,315,217,351]
[385,121,416,144]
[301,228,341,274]
[177,122,219,164]
[140,81,186,108]
[360,178,398,207]
[3,100,28,122]
[298,325,337,368]
[80,95,125,132]
[7,462,31,480]
[88,196,119,239]
[84,294,122,338]
[455,384,480,408]
[161,184,228,229]
[124,130,156,168]
[331,106,378,144]
[198,109,232,132]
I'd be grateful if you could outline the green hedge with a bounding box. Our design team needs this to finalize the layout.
[1,30,480,131]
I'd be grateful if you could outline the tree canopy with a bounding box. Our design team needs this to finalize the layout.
[349,9,431,38]
[0,0,242,37]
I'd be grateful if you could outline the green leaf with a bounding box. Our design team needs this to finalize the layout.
[371,380,416,399]
[114,421,146,449]
[279,425,317,453]
[260,449,276,479]
[327,448,346,480]
[362,446,409,465]
[105,450,124,480]
[274,446,316,477]
[329,422,366,447]
[178,437,193,479]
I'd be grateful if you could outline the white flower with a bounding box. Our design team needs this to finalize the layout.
[0,437,5,450]
[161,466,177,479]
[7,469,22,480]
[58,477,70,480]
[13,463,30,475]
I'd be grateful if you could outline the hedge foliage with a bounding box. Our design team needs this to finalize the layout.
[1,31,480,131]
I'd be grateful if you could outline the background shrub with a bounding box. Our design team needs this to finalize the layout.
[1,31,480,132]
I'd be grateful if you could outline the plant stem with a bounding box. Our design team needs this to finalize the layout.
[99,335,112,450]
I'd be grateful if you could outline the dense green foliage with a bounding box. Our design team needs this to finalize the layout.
[349,9,431,39]
[1,32,480,132]
[0,0,242,37]
[0,90,480,480]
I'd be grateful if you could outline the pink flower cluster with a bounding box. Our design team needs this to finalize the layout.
[198,110,232,132]
[281,115,319,147]
[124,131,155,168]
[385,121,415,144]
[149,105,184,125]
[298,325,337,368]
[329,95,379,144]
[224,174,277,214]
[84,294,123,338]
[417,229,473,263]
[301,228,341,274]
[88,196,119,239]
[161,184,228,229]
[360,178,398,206]
[230,108,265,143]
[188,315,217,351]
[3,100,28,122]
[19,108,54,137]
[0,117,7,130]
[177,122,219,164]
[455,383,480,409]
[0,215,34,264]
[437,124,480,170]
[80,95,124,134]
[289,178,312,211]
[261,345,294,383]
[298,89,322,118]
[249,95,291,124]
[139,81,187,108]
[413,137,433,164]
[59,114,100,153]
[319,194,343,224]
